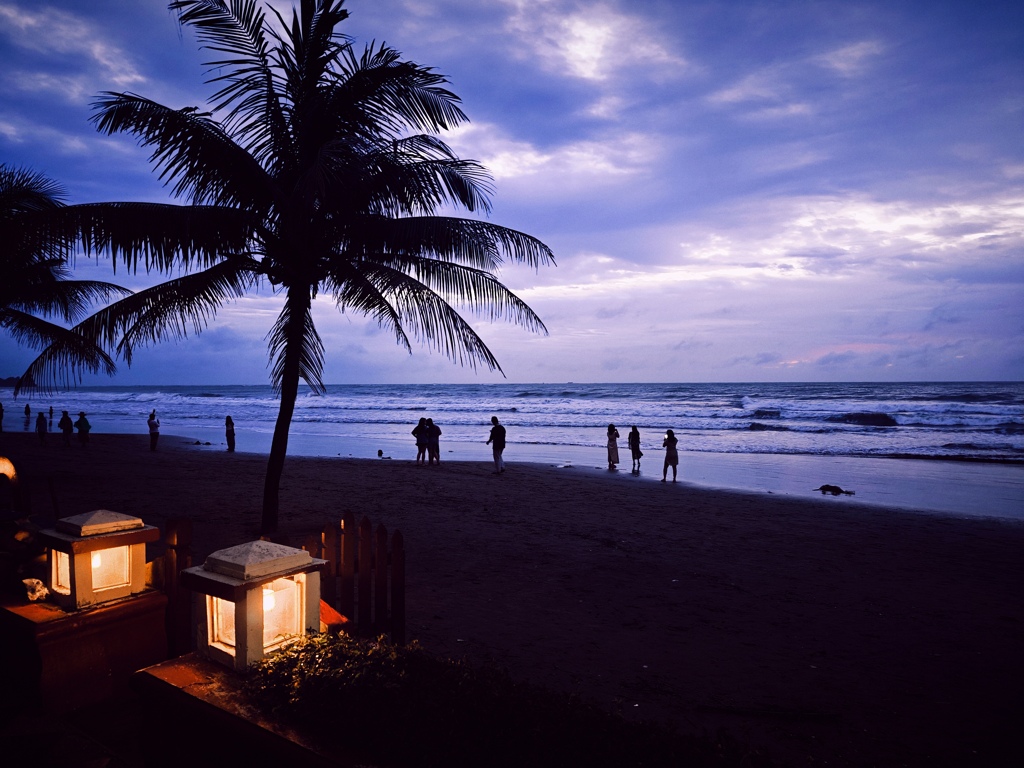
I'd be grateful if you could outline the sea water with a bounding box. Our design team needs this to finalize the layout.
[6,382,1023,520]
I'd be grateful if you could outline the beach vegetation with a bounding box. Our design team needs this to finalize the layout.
[245,632,777,768]
[33,0,553,534]
[0,165,130,393]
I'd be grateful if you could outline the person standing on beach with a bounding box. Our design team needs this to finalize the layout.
[225,416,236,452]
[662,429,679,483]
[0,402,4,432]
[412,417,428,465]
[426,418,442,465]
[35,411,47,445]
[628,426,643,474]
[58,410,73,446]
[74,411,91,446]
[487,416,506,474]
[148,410,160,451]
[606,424,620,470]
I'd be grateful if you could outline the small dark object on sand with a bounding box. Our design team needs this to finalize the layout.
[378,450,391,459]
[814,484,855,496]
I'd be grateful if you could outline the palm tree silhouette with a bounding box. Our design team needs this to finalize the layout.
[0,164,129,393]
[47,0,554,534]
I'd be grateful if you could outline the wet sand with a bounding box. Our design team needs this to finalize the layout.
[3,431,1023,766]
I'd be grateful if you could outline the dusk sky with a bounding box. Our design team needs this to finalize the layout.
[1,0,1022,385]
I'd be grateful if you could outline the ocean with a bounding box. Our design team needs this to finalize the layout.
[6,382,1023,521]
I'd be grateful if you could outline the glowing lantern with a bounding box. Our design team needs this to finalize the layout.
[39,510,159,611]
[180,540,325,671]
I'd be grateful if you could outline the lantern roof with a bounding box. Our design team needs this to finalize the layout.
[203,540,313,581]
[56,510,145,537]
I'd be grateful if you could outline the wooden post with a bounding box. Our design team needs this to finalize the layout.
[340,512,355,619]
[374,523,388,632]
[163,518,193,657]
[321,524,338,607]
[358,516,372,631]
[391,530,405,645]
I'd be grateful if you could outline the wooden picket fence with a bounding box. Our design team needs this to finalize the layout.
[157,513,405,657]
[300,512,406,646]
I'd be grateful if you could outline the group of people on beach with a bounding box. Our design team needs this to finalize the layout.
[412,417,443,465]
[605,423,679,482]
[409,415,507,474]
[2,402,92,447]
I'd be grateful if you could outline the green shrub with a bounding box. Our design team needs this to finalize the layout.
[244,633,776,768]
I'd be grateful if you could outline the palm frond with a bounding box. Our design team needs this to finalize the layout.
[348,216,555,272]
[91,92,274,207]
[330,44,468,137]
[4,309,118,396]
[46,202,256,275]
[171,0,296,166]
[75,256,260,365]
[0,164,66,214]
[330,263,504,372]
[266,291,326,394]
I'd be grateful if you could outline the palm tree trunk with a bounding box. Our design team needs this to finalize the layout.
[261,289,308,536]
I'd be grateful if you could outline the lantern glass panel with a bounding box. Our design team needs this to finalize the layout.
[53,550,72,595]
[210,596,237,653]
[92,545,130,591]
[263,575,302,651]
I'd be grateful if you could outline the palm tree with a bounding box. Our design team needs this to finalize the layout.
[49,0,554,535]
[0,164,129,394]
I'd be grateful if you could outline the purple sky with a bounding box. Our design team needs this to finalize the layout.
[2,0,1022,384]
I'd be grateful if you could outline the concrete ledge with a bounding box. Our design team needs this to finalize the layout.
[133,654,373,768]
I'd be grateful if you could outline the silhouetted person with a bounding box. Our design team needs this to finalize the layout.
[662,429,678,483]
[426,418,442,465]
[412,417,428,465]
[35,412,47,445]
[148,410,160,451]
[225,415,235,452]
[628,426,642,473]
[606,423,620,470]
[487,416,506,474]
[24,403,30,418]
[74,412,91,447]
[0,402,4,432]
[58,410,73,446]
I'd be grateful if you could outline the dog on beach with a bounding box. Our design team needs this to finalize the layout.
[814,484,855,496]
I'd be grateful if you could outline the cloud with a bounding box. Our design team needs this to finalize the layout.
[815,40,884,77]
[501,0,687,82]
[0,2,146,96]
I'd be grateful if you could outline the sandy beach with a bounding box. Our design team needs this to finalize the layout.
[3,430,1023,766]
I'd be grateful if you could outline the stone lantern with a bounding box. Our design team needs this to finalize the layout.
[180,540,325,671]
[38,510,160,611]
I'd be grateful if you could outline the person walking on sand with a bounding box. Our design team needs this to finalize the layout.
[486,416,506,474]
[35,411,47,445]
[662,429,679,483]
[148,410,160,451]
[225,415,236,452]
[74,411,91,447]
[426,418,442,465]
[628,426,643,474]
[606,424,620,470]
[58,410,73,446]
[412,417,428,465]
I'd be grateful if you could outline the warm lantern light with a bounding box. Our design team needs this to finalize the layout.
[39,510,159,611]
[180,540,325,671]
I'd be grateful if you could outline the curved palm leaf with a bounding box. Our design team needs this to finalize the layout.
[91,93,275,208]
[10,311,118,396]
[76,256,261,364]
